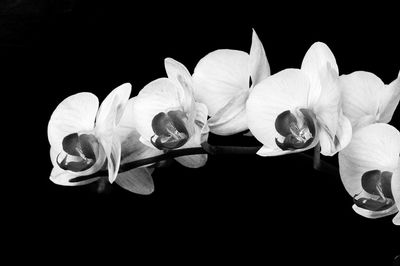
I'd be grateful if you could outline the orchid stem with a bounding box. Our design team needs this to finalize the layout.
[72,142,339,183]
[313,143,321,171]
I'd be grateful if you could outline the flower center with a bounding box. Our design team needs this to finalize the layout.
[57,133,99,172]
[274,108,316,151]
[151,110,189,150]
[353,170,395,211]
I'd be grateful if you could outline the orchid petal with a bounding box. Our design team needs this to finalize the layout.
[378,71,400,123]
[115,167,155,195]
[312,63,347,155]
[339,71,383,130]
[319,113,352,156]
[312,63,340,133]
[256,145,308,157]
[247,69,312,153]
[352,203,398,219]
[175,103,209,168]
[392,166,400,225]
[116,99,164,162]
[193,102,209,138]
[392,213,400,225]
[249,29,270,86]
[50,167,101,186]
[164,58,195,113]
[114,97,138,141]
[301,42,338,107]
[48,92,99,155]
[208,89,249,135]
[174,131,207,168]
[132,78,183,142]
[338,123,400,197]
[50,146,58,167]
[100,136,122,183]
[193,49,249,116]
[96,83,132,133]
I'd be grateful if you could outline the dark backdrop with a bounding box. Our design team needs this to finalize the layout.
[1,1,399,264]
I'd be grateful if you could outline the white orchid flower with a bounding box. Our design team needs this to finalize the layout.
[339,70,400,131]
[338,123,400,225]
[131,58,209,168]
[48,83,132,186]
[247,42,352,156]
[48,84,162,194]
[192,29,270,135]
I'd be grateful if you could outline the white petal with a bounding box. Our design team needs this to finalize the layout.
[338,123,400,197]
[114,97,138,141]
[50,146,58,167]
[378,71,400,123]
[208,89,249,135]
[174,103,209,168]
[312,63,340,133]
[164,58,195,112]
[193,49,250,116]
[118,109,164,166]
[392,165,400,225]
[115,96,163,163]
[132,78,182,141]
[115,167,154,195]
[393,213,400,225]
[99,136,122,183]
[352,203,398,219]
[256,145,307,157]
[48,92,99,154]
[194,102,209,140]
[301,42,338,107]
[319,112,352,156]
[96,83,132,133]
[164,58,197,135]
[247,68,311,151]
[174,145,207,168]
[50,168,101,186]
[339,71,383,129]
[249,29,270,86]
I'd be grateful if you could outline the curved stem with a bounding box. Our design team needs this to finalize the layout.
[70,143,339,183]
[313,143,321,170]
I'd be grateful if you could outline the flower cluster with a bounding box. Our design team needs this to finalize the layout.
[48,30,400,225]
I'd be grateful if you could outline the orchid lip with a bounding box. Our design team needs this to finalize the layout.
[151,110,189,150]
[353,170,395,212]
[275,108,316,151]
[57,133,99,172]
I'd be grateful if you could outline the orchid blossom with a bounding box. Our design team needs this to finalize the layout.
[246,42,352,156]
[48,84,161,194]
[131,58,209,168]
[339,70,400,131]
[192,29,270,135]
[338,123,400,225]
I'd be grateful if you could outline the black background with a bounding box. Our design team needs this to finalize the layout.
[1,1,399,264]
